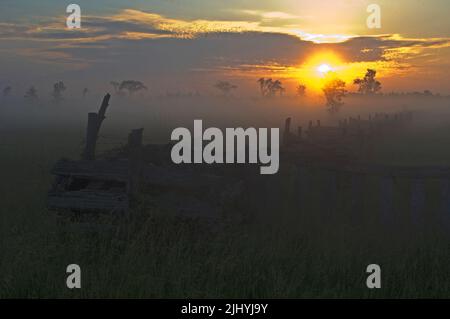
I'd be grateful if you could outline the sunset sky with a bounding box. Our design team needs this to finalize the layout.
[1,0,449,95]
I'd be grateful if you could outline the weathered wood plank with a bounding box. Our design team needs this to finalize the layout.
[83,93,111,160]
[52,159,130,181]
[48,190,128,212]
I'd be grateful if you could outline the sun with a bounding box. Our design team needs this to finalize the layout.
[290,51,348,92]
[317,64,332,74]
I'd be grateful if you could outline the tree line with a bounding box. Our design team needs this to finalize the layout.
[1,70,443,112]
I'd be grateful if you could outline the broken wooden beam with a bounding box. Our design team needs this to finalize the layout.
[83,93,111,160]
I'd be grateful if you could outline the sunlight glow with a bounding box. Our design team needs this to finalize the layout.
[317,64,332,74]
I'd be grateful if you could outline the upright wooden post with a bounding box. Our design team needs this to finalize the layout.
[128,128,144,148]
[84,113,99,160]
[96,93,111,132]
[283,117,292,147]
[82,93,111,160]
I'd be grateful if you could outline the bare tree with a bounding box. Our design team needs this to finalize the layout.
[296,84,306,97]
[353,69,381,95]
[3,86,12,97]
[52,81,66,101]
[214,81,237,96]
[24,86,38,100]
[322,73,347,113]
[119,80,147,96]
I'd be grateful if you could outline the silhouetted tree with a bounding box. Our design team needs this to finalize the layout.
[24,86,38,100]
[119,80,147,96]
[257,78,284,97]
[257,78,267,96]
[214,81,237,96]
[270,80,285,96]
[322,73,347,113]
[110,81,124,96]
[52,81,66,101]
[353,69,381,95]
[296,84,306,97]
[3,86,12,97]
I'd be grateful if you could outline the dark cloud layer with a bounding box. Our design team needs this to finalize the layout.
[0,10,449,90]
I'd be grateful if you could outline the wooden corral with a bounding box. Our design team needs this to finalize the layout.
[278,112,449,231]
[281,111,413,163]
[289,161,450,231]
[47,94,244,218]
[48,159,130,213]
[47,94,447,231]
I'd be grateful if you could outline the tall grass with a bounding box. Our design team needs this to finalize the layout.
[0,103,449,298]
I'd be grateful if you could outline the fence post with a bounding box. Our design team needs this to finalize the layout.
[283,117,292,147]
[297,126,302,140]
[83,112,99,160]
[82,93,111,161]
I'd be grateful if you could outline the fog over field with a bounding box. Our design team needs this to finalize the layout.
[2,92,450,164]
[1,0,449,300]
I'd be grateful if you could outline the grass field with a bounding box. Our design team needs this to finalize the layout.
[1,97,449,298]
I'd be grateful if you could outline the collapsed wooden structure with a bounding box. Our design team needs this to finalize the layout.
[47,94,448,229]
[47,94,243,218]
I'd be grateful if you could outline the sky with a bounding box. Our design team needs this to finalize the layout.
[0,0,449,95]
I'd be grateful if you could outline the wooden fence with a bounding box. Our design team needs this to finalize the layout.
[277,113,449,231]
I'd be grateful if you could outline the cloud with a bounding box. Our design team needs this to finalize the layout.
[0,9,449,92]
